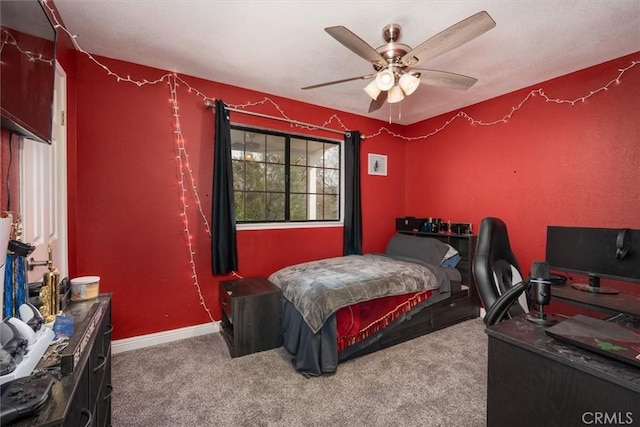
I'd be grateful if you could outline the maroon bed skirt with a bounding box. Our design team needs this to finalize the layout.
[336,289,434,351]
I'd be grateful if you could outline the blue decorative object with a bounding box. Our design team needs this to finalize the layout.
[2,253,29,318]
[3,253,15,318]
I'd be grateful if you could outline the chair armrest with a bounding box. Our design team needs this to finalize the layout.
[484,280,530,326]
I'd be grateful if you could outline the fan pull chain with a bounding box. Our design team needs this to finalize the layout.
[388,101,402,123]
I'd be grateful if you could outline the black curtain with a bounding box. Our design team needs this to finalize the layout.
[211,99,238,274]
[343,131,362,255]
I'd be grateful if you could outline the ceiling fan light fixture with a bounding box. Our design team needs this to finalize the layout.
[399,73,420,96]
[375,69,395,91]
[312,12,496,114]
[387,85,404,103]
[364,80,381,100]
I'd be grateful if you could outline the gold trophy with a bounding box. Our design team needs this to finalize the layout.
[39,243,61,323]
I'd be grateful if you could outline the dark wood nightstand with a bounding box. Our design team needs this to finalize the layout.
[219,277,283,357]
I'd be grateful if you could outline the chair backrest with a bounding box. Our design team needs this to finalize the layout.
[473,217,530,324]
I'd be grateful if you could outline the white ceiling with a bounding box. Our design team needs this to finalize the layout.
[53,0,640,125]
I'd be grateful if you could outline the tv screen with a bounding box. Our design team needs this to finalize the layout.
[1,0,57,144]
[546,226,640,284]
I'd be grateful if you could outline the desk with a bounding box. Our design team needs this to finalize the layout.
[486,317,640,427]
[551,285,640,317]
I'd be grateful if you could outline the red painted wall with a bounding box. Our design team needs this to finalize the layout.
[405,53,640,300]
[72,53,406,339]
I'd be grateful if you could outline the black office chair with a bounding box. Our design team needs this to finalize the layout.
[473,217,532,325]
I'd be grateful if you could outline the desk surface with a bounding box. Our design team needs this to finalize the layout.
[486,316,640,393]
[551,285,640,317]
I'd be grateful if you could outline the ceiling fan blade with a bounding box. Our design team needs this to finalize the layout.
[368,91,388,113]
[401,11,496,67]
[302,73,375,90]
[325,26,387,67]
[413,69,478,90]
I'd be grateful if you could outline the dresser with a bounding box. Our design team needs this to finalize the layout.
[10,294,113,426]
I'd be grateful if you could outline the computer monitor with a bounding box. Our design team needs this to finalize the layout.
[545,226,640,294]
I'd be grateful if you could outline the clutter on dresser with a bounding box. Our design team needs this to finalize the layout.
[1,295,113,426]
[70,276,100,301]
[0,370,57,425]
[31,244,62,324]
[1,210,112,424]
[0,303,55,386]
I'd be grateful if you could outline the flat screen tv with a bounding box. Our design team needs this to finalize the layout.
[1,0,57,144]
[546,226,640,294]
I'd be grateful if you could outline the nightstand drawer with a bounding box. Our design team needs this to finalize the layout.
[219,281,233,321]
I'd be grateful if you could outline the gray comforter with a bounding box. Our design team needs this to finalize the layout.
[268,254,450,333]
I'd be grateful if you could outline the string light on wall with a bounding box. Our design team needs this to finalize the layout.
[41,0,638,320]
[174,75,352,135]
[40,0,639,142]
[1,30,54,64]
[168,75,214,323]
[366,59,639,141]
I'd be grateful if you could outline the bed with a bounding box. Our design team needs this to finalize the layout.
[268,231,479,376]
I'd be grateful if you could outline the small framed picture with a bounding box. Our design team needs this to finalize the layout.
[368,153,387,176]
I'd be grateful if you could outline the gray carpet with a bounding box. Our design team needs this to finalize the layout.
[111,318,488,426]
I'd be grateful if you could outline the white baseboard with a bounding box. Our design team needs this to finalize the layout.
[112,321,220,354]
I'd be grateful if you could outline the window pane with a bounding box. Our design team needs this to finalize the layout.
[244,192,265,220]
[231,129,245,160]
[315,168,324,193]
[324,195,339,220]
[266,193,285,220]
[266,135,285,163]
[324,143,340,169]
[234,191,244,221]
[290,194,307,220]
[291,138,307,165]
[314,195,324,220]
[308,141,324,167]
[266,164,285,192]
[232,160,244,190]
[244,162,265,191]
[290,166,307,193]
[323,169,339,194]
[245,132,265,161]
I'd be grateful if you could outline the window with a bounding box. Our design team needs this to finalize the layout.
[231,126,342,224]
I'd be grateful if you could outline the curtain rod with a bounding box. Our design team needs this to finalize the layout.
[204,99,353,137]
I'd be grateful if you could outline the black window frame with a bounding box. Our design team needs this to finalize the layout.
[230,125,342,225]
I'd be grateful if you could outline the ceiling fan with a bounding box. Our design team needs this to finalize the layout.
[302,11,496,113]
